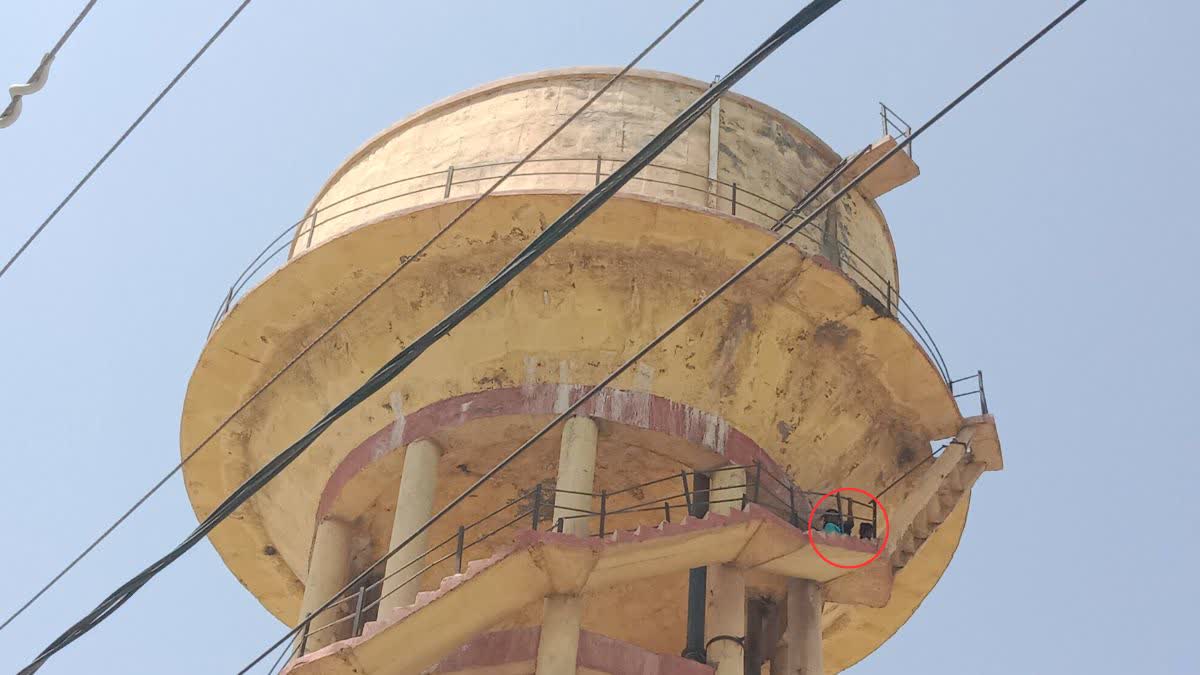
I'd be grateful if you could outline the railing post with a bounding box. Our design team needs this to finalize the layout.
[664,501,671,523]
[886,280,894,316]
[871,500,878,535]
[556,517,564,533]
[531,484,543,530]
[298,613,311,656]
[351,586,366,637]
[753,461,762,505]
[731,182,738,216]
[595,155,602,186]
[455,525,465,573]
[443,165,455,198]
[300,206,319,248]
[680,471,692,512]
[977,370,989,415]
[598,490,608,538]
[789,484,799,527]
[880,102,888,137]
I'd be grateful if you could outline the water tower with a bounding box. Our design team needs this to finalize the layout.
[182,68,1003,675]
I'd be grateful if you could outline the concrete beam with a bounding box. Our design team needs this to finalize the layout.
[841,135,920,200]
[822,559,893,608]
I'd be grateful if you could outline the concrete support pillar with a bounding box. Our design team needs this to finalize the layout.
[379,438,442,614]
[705,563,747,675]
[532,418,594,673]
[552,416,598,536]
[535,594,584,674]
[297,517,353,652]
[772,579,823,675]
[710,466,747,516]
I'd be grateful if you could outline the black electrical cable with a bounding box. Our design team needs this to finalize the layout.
[0,0,706,637]
[28,0,1091,668]
[236,2,1089,670]
[0,0,254,281]
[239,139,868,675]
[240,146,867,675]
[29,0,841,668]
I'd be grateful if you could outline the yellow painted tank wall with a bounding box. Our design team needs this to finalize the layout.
[295,69,899,294]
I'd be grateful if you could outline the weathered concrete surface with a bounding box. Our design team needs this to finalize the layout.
[773,579,823,675]
[431,627,715,675]
[821,496,970,673]
[296,517,353,652]
[284,507,880,675]
[379,438,440,613]
[181,193,963,669]
[841,136,920,201]
[964,414,1003,470]
[536,595,584,674]
[295,68,901,294]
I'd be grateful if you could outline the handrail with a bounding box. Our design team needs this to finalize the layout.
[880,102,913,158]
[949,370,989,415]
[282,460,873,666]
[207,154,953,386]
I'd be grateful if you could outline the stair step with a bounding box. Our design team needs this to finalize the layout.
[948,465,969,491]
[937,490,958,511]
[924,499,949,526]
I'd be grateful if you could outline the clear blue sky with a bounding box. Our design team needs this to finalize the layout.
[1,1,1196,673]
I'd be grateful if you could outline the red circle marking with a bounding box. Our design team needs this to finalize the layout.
[805,487,890,569]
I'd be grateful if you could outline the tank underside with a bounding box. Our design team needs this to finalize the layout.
[182,192,966,671]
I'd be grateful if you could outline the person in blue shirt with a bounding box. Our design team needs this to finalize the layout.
[820,508,844,534]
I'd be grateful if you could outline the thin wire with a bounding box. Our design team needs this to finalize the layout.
[11,4,713,670]
[0,0,255,634]
[237,3,1089,668]
[264,639,297,675]
[0,0,704,641]
[235,3,851,670]
[47,1,98,57]
[0,0,254,280]
[0,0,98,128]
[246,143,860,674]
[877,444,947,499]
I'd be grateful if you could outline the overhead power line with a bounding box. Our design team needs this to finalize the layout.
[18,1,841,669]
[241,140,870,673]
[26,0,1091,668]
[239,0,1091,669]
[0,0,98,129]
[0,0,254,282]
[0,0,705,639]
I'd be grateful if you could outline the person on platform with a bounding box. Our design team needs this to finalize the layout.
[858,521,876,539]
[820,508,844,534]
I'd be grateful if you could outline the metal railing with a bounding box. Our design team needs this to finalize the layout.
[208,154,955,386]
[950,370,990,416]
[267,462,874,671]
[880,102,913,157]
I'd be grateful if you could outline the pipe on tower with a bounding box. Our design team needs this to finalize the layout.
[683,472,711,662]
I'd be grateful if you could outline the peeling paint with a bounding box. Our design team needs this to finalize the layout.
[554,360,572,413]
[385,390,406,456]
